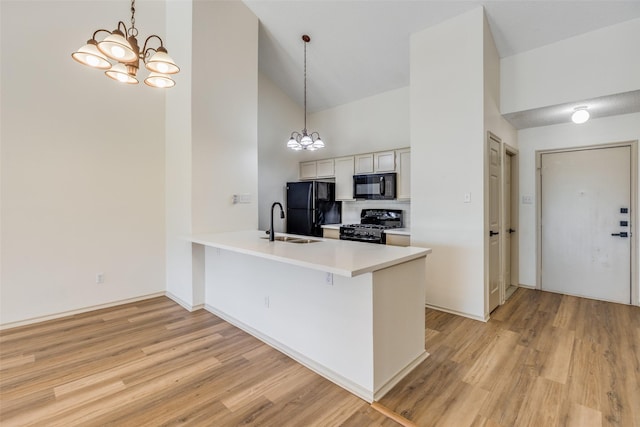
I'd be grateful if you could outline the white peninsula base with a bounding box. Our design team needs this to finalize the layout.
[192,231,430,402]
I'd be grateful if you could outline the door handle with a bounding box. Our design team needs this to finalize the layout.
[489,231,499,236]
[611,232,629,238]
[508,228,516,234]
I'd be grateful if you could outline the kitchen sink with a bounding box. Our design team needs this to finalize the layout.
[261,236,321,244]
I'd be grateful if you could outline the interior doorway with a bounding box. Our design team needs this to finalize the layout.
[503,146,519,301]
[539,144,635,304]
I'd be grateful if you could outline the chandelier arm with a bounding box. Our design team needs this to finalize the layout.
[91,28,112,41]
[141,35,165,59]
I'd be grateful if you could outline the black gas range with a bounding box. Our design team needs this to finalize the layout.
[339,209,403,244]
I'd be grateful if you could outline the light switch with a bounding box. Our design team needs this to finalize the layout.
[522,195,533,205]
[464,193,471,203]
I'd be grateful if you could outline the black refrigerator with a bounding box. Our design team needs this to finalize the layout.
[286,181,341,237]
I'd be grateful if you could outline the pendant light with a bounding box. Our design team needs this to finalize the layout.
[287,35,325,151]
[72,0,179,88]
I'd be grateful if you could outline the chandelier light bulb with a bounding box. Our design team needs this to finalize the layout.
[105,63,138,84]
[571,107,590,124]
[71,41,112,70]
[144,72,175,88]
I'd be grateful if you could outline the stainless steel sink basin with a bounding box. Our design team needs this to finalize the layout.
[261,235,321,243]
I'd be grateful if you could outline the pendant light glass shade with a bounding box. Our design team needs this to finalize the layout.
[144,72,175,88]
[145,48,180,74]
[98,30,137,62]
[105,63,138,84]
[72,40,112,69]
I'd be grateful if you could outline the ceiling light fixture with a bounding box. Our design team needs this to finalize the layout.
[571,106,590,124]
[287,35,324,151]
[72,0,179,88]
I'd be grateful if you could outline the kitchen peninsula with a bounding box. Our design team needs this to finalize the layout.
[189,230,431,402]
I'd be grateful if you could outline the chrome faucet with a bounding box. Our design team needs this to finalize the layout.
[269,202,285,242]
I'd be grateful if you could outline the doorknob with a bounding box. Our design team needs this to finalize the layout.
[611,232,629,238]
[508,228,516,234]
[489,231,499,236]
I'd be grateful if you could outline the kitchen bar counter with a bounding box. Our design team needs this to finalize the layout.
[190,230,431,402]
[190,230,428,277]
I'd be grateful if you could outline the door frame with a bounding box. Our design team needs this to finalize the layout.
[502,144,519,302]
[536,140,639,306]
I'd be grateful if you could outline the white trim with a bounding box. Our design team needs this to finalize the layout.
[425,303,488,322]
[165,291,204,312]
[205,303,425,403]
[0,292,165,330]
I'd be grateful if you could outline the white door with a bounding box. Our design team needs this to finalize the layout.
[540,146,631,304]
[504,149,519,299]
[488,136,501,312]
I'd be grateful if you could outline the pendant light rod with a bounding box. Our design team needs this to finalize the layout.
[286,34,325,151]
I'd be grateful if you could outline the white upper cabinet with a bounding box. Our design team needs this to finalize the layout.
[374,151,396,172]
[299,159,335,180]
[299,161,317,180]
[334,156,355,200]
[316,159,335,178]
[396,148,411,200]
[354,154,374,174]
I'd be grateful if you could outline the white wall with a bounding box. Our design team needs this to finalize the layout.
[410,7,487,320]
[501,17,640,114]
[165,0,195,309]
[1,1,166,325]
[517,113,640,302]
[191,0,258,235]
[257,73,303,232]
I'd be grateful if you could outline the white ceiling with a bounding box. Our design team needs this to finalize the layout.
[242,0,640,127]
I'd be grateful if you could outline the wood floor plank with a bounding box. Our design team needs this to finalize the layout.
[1,289,638,426]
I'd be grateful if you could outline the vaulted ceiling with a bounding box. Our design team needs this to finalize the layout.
[243,1,640,128]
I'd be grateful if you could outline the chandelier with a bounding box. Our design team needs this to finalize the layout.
[72,0,179,88]
[287,35,325,151]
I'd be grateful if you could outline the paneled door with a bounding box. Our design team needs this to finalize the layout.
[488,135,501,313]
[540,146,631,304]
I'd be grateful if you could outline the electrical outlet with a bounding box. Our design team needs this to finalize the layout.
[464,192,471,203]
[264,296,270,308]
[96,273,104,284]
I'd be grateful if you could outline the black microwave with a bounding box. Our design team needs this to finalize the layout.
[353,173,396,200]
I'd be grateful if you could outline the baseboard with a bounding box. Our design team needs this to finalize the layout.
[425,303,487,322]
[517,284,536,290]
[373,350,429,401]
[205,304,376,402]
[0,292,165,330]
[165,292,205,312]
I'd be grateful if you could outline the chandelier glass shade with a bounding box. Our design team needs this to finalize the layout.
[72,0,179,88]
[287,35,324,151]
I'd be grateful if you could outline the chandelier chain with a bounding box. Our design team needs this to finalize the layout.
[129,0,138,37]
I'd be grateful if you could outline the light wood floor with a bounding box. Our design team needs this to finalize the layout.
[1,288,638,426]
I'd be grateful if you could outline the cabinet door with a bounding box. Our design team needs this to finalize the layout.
[354,154,374,174]
[396,149,411,200]
[299,161,317,180]
[334,156,355,200]
[374,151,396,172]
[316,159,335,178]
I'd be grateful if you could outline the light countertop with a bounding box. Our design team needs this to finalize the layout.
[189,230,430,277]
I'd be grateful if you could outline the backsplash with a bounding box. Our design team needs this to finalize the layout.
[341,200,411,228]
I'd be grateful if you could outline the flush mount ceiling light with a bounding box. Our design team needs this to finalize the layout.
[287,35,325,151]
[571,106,590,124]
[72,0,179,88]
